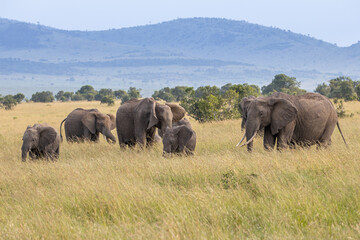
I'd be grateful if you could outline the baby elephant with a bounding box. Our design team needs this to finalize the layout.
[21,123,60,161]
[162,118,196,156]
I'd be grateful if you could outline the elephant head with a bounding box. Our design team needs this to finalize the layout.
[145,98,186,138]
[21,124,58,161]
[82,112,116,143]
[162,125,194,156]
[238,97,297,152]
[239,96,257,130]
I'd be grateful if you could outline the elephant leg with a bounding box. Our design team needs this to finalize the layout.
[54,146,60,160]
[263,126,275,150]
[318,120,337,148]
[83,128,92,141]
[135,129,146,148]
[277,121,295,150]
[90,133,98,142]
[29,150,36,159]
[146,127,156,148]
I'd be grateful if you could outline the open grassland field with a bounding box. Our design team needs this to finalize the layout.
[1,100,360,239]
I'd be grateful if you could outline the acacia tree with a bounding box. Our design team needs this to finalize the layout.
[261,74,306,95]
[315,76,360,101]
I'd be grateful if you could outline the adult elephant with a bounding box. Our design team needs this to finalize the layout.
[60,108,116,143]
[237,92,347,152]
[116,98,185,148]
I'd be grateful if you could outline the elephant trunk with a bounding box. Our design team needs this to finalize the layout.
[21,143,29,162]
[245,121,260,152]
[159,121,172,138]
[103,128,116,143]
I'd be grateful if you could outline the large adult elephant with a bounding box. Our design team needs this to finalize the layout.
[237,92,347,152]
[60,108,116,143]
[116,98,186,148]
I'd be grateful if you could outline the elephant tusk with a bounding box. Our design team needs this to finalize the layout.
[236,131,246,147]
[238,132,257,148]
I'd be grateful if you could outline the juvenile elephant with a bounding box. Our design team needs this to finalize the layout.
[116,98,186,148]
[60,108,116,143]
[162,118,196,156]
[237,92,347,152]
[21,123,60,161]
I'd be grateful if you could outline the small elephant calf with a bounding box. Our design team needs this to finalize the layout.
[21,123,60,161]
[162,118,196,156]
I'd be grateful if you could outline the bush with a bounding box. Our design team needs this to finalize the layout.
[13,93,25,103]
[315,76,360,101]
[180,83,260,122]
[71,93,84,101]
[31,91,54,102]
[152,87,175,102]
[76,85,97,101]
[100,96,115,106]
[127,87,142,99]
[152,86,195,102]
[334,99,353,118]
[0,95,18,110]
[95,89,113,101]
[56,91,73,101]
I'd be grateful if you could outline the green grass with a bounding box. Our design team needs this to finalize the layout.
[1,101,360,239]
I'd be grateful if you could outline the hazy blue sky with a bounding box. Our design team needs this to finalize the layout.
[1,0,359,47]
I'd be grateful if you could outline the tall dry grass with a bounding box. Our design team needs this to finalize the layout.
[1,100,360,239]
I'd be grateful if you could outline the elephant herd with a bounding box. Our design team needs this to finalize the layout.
[21,98,196,161]
[21,93,347,161]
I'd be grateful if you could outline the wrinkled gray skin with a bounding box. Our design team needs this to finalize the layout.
[158,118,192,137]
[60,108,116,143]
[21,123,60,161]
[240,96,257,130]
[163,118,196,156]
[116,98,186,148]
[240,92,343,152]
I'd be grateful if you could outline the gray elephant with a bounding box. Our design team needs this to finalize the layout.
[21,123,60,161]
[162,118,196,156]
[116,98,186,148]
[60,108,116,143]
[239,95,257,130]
[237,92,347,152]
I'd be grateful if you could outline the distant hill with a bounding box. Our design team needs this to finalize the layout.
[0,17,359,96]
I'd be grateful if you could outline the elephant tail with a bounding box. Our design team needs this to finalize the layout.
[60,118,66,142]
[337,121,347,146]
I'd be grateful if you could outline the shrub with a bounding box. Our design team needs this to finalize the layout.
[56,91,74,101]
[31,91,54,102]
[334,99,353,118]
[128,87,142,99]
[13,93,25,103]
[100,96,115,106]
[0,95,18,110]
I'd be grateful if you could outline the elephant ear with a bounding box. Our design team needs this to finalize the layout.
[173,126,193,152]
[165,103,186,122]
[147,100,159,130]
[107,114,116,130]
[39,127,58,150]
[269,98,298,135]
[82,112,97,134]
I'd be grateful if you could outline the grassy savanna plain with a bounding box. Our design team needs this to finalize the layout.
[1,100,360,239]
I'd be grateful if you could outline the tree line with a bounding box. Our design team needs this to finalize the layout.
[1,74,358,122]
